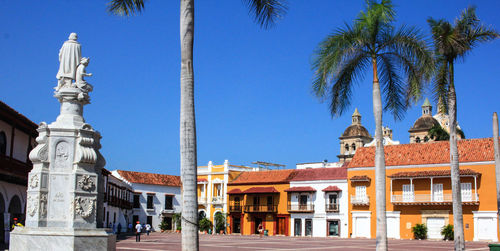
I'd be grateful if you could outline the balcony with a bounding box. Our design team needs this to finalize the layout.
[287,203,314,213]
[351,195,370,205]
[325,203,339,212]
[244,204,277,213]
[162,207,175,214]
[391,193,479,205]
[229,205,242,213]
[198,197,207,204]
[212,196,224,204]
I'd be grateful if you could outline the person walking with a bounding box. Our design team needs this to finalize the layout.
[117,223,122,235]
[135,221,142,242]
[128,222,133,233]
[258,223,263,238]
[145,223,151,236]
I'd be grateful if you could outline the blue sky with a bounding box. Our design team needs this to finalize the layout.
[1,1,499,175]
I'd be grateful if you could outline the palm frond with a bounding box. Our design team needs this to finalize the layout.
[377,54,406,120]
[244,0,288,29]
[432,58,449,113]
[107,0,146,16]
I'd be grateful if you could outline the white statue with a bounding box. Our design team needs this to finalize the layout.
[75,57,93,91]
[56,33,81,90]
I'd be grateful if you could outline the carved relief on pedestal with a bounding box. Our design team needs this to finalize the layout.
[78,175,95,192]
[40,194,48,217]
[29,174,39,189]
[74,197,95,219]
[27,195,39,217]
[54,141,70,168]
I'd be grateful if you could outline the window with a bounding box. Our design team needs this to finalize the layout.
[433,183,443,202]
[147,216,153,226]
[0,132,6,155]
[402,184,414,202]
[344,144,349,152]
[294,219,301,236]
[305,219,312,236]
[351,143,356,152]
[147,194,154,209]
[133,194,140,208]
[327,193,339,211]
[355,186,366,200]
[165,195,173,210]
[415,137,421,143]
[461,183,472,201]
[424,136,429,142]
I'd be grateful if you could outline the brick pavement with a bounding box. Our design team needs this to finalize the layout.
[116,232,491,251]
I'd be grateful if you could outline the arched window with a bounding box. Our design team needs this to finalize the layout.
[424,136,429,142]
[344,144,349,152]
[0,132,6,155]
[198,211,206,220]
[415,137,421,143]
[351,143,356,151]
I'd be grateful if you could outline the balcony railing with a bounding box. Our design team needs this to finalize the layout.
[212,196,224,204]
[325,203,339,212]
[351,195,370,205]
[229,205,242,213]
[106,196,133,210]
[287,203,314,213]
[391,193,479,204]
[244,204,277,213]
[198,197,207,204]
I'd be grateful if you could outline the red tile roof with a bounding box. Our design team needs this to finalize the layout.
[117,170,181,187]
[197,178,207,183]
[291,167,347,181]
[242,187,279,194]
[350,138,496,168]
[388,169,480,178]
[0,100,38,136]
[322,185,342,192]
[284,186,316,192]
[227,188,244,194]
[229,169,296,185]
[350,175,371,181]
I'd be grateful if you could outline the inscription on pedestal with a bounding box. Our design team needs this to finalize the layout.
[48,175,68,221]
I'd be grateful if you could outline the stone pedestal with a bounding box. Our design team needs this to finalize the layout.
[10,33,115,250]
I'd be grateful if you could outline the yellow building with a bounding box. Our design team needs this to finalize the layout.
[196,160,257,229]
[347,138,498,241]
[227,169,296,236]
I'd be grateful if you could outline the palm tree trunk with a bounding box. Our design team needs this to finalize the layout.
[448,62,464,251]
[493,112,500,237]
[372,58,387,251]
[180,0,199,250]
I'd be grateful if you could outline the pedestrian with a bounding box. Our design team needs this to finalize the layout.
[145,223,151,236]
[117,223,122,235]
[135,221,142,242]
[112,222,116,234]
[258,223,263,238]
[128,222,133,233]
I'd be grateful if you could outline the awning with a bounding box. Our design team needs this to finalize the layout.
[350,175,371,182]
[227,188,244,194]
[388,169,480,179]
[242,187,279,194]
[284,186,316,192]
[322,185,342,192]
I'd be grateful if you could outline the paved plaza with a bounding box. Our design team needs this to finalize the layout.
[116,232,491,251]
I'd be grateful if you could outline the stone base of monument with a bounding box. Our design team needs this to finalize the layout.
[9,227,116,251]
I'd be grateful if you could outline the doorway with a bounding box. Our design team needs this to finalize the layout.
[305,219,312,236]
[294,219,301,236]
[327,220,340,236]
[276,217,286,235]
[232,217,241,233]
[254,217,262,234]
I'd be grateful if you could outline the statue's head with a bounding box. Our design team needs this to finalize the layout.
[80,57,90,65]
[68,33,78,41]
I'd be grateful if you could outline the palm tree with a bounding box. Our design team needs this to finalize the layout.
[494,112,500,238]
[311,1,432,250]
[428,7,498,250]
[106,1,287,250]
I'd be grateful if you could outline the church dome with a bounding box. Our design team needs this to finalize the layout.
[409,116,440,132]
[341,124,371,138]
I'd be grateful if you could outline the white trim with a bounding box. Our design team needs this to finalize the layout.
[386,211,400,239]
[351,211,371,238]
[350,160,494,171]
[472,211,498,242]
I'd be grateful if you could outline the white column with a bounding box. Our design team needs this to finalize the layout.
[474,176,477,201]
[430,177,433,202]
[410,178,414,201]
[390,179,393,202]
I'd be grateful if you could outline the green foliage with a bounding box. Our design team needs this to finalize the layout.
[199,218,213,232]
[173,213,182,231]
[158,220,169,231]
[107,0,145,16]
[412,223,427,240]
[429,124,449,141]
[311,0,433,120]
[441,224,454,240]
[214,212,226,233]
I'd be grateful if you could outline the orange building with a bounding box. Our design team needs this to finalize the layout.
[227,169,296,236]
[348,138,498,241]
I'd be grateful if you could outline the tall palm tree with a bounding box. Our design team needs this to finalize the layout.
[494,112,500,238]
[428,7,498,250]
[106,0,287,250]
[312,1,432,250]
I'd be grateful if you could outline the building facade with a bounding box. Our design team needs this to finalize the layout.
[287,167,349,238]
[102,169,133,231]
[338,109,373,163]
[227,169,295,236]
[112,170,181,232]
[0,101,37,244]
[347,138,498,241]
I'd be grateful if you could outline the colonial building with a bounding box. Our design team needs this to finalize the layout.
[347,138,498,241]
[196,160,257,229]
[409,98,441,143]
[287,167,348,238]
[227,169,295,236]
[0,101,37,244]
[338,109,372,163]
[102,169,133,231]
[112,170,181,232]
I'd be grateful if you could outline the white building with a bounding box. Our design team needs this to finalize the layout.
[288,165,348,238]
[112,170,181,232]
[0,101,37,245]
[102,169,133,232]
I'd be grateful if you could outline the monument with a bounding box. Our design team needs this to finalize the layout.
[9,33,115,251]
